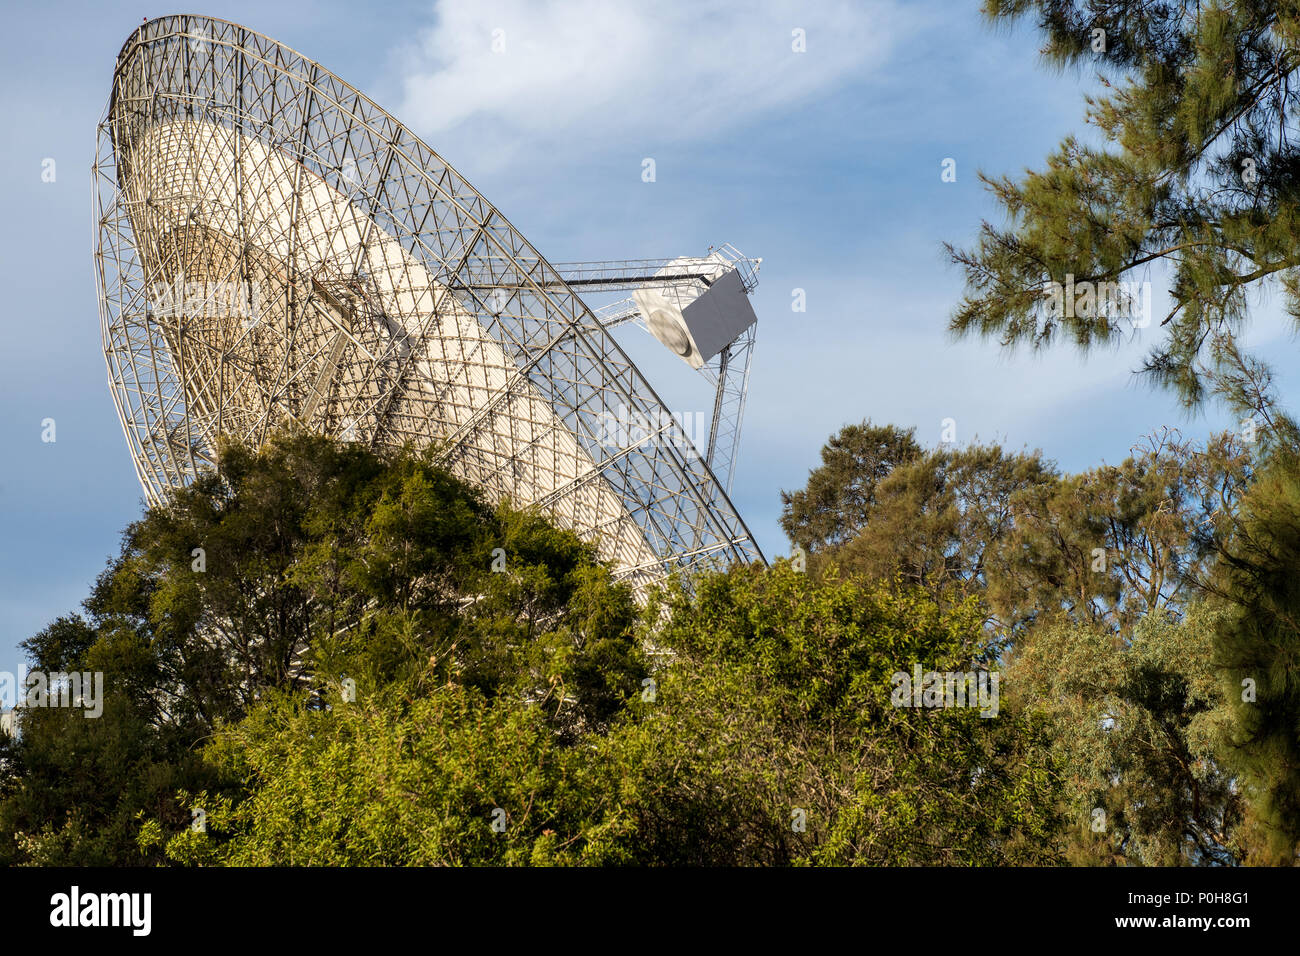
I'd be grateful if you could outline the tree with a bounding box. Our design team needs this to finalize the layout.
[1205,447,1300,863]
[143,683,624,867]
[608,565,1063,865]
[783,422,1249,624]
[833,440,1058,630]
[781,422,1058,632]
[2,433,643,864]
[0,615,217,866]
[780,422,923,555]
[948,0,1300,427]
[1002,428,1251,632]
[148,565,1065,866]
[1006,603,1245,865]
[779,422,1256,863]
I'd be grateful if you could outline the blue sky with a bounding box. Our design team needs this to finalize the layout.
[1,0,1295,673]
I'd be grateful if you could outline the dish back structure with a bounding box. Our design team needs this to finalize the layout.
[93,15,763,594]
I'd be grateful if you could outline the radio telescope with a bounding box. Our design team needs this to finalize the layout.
[93,15,765,594]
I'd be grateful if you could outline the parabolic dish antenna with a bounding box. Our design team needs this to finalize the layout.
[93,15,765,594]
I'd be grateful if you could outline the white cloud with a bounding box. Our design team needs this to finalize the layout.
[387,0,921,168]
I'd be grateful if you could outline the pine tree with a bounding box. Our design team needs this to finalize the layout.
[1207,448,1300,862]
[948,0,1300,427]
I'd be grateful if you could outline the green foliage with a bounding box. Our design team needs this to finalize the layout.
[950,0,1300,432]
[1007,604,1243,865]
[147,565,1063,866]
[0,616,216,866]
[779,419,1259,864]
[780,421,923,554]
[782,422,1059,633]
[607,567,1064,865]
[145,686,626,866]
[0,432,641,865]
[13,420,1284,868]
[781,422,1248,635]
[1207,448,1300,862]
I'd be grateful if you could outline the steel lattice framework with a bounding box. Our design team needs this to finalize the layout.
[573,243,760,497]
[93,15,764,594]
